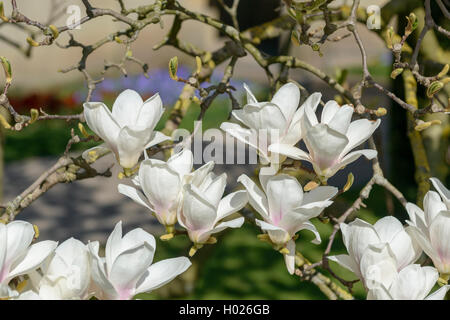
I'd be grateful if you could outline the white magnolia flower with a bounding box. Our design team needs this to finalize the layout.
[88,221,191,300]
[406,177,450,275]
[0,221,57,298]
[178,171,248,246]
[23,238,91,300]
[238,173,337,274]
[220,83,321,168]
[118,149,215,231]
[269,100,380,181]
[329,217,422,287]
[367,264,449,300]
[83,89,170,169]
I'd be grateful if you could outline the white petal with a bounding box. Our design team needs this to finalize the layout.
[426,285,450,300]
[138,159,181,220]
[429,211,450,273]
[7,240,57,281]
[302,186,338,206]
[201,217,245,242]
[265,174,304,225]
[136,257,191,294]
[297,221,321,244]
[0,224,6,280]
[243,83,258,104]
[341,119,380,155]
[405,202,427,231]
[268,144,311,162]
[180,185,217,232]
[283,240,296,275]
[423,191,447,225]
[167,149,193,177]
[144,131,172,149]
[233,102,287,132]
[405,226,439,267]
[5,221,35,269]
[83,102,120,147]
[137,93,164,129]
[109,243,154,299]
[120,228,156,260]
[328,254,359,274]
[220,122,262,158]
[340,219,380,265]
[200,173,227,208]
[430,177,450,208]
[105,221,124,276]
[116,126,151,168]
[270,82,300,122]
[360,243,397,290]
[327,149,377,178]
[118,184,153,211]
[216,190,248,222]
[320,100,340,124]
[237,174,269,220]
[111,89,144,127]
[324,103,354,135]
[255,219,290,245]
[88,241,117,300]
[304,124,349,172]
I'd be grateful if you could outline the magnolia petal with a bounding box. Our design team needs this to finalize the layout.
[265,174,304,225]
[426,285,450,300]
[405,202,427,232]
[7,240,57,281]
[167,149,194,178]
[304,124,349,171]
[117,126,150,168]
[105,221,124,277]
[301,186,338,206]
[5,221,35,269]
[83,102,120,147]
[327,149,377,178]
[180,185,217,232]
[243,83,258,104]
[328,254,359,274]
[136,257,191,295]
[429,211,450,273]
[144,131,172,149]
[220,122,261,157]
[138,159,181,219]
[202,217,245,242]
[137,93,164,129]
[120,228,156,261]
[423,191,447,226]
[297,221,321,244]
[340,219,380,265]
[255,219,289,245]
[320,100,340,125]
[271,82,300,122]
[389,265,437,300]
[88,241,118,300]
[430,177,450,208]
[200,173,227,208]
[284,240,296,275]
[111,89,143,128]
[341,119,381,156]
[268,144,311,162]
[328,105,354,135]
[235,102,287,132]
[0,224,6,280]
[109,243,154,299]
[405,226,439,267]
[118,184,153,211]
[281,92,322,145]
[216,190,248,222]
[237,174,269,220]
[360,243,398,290]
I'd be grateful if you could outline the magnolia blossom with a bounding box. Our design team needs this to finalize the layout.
[269,100,380,181]
[367,264,449,300]
[329,217,422,288]
[238,173,337,274]
[83,89,170,169]
[406,177,450,275]
[220,83,321,168]
[0,221,57,298]
[178,171,248,246]
[88,221,191,300]
[118,149,214,231]
[21,238,91,300]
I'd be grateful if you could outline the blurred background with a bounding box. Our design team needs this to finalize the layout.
[0,0,449,299]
